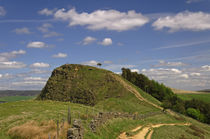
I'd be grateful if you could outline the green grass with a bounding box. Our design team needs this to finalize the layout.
[177,93,210,103]
[0,99,210,139]
[0,96,36,102]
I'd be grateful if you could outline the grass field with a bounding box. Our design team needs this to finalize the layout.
[1,98,210,138]
[177,93,210,103]
[0,96,36,102]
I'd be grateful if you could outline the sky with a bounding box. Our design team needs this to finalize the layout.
[0,0,210,90]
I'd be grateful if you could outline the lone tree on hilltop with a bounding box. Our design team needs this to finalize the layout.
[97,63,102,67]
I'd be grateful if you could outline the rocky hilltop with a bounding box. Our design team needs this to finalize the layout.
[37,64,130,106]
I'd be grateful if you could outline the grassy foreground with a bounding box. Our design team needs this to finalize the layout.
[1,94,210,139]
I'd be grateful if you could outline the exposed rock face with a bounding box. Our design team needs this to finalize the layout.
[37,64,129,106]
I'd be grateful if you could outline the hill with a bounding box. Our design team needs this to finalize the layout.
[0,90,40,97]
[198,89,210,93]
[171,88,206,94]
[0,64,210,139]
[37,64,145,106]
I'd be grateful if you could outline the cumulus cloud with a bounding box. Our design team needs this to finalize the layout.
[0,50,26,62]
[30,69,51,74]
[38,23,52,33]
[30,62,50,68]
[13,27,31,34]
[201,65,210,71]
[81,60,98,66]
[38,8,54,16]
[99,38,112,46]
[52,53,67,58]
[81,36,96,45]
[146,68,182,74]
[104,64,135,71]
[180,74,189,79]
[0,61,26,69]
[152,11,210,32]
[131,69,140,73]
[12,81,46,86]
[24,77,47,81]
[38,23,61,38]
[154,60,187,67]
[27,41,48,48]
[104,61,113,64]
[54,8,149,31]
[0,6,6,16]
[190,72,201,76]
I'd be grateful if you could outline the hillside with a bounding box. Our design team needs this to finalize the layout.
[0,64,210,139]
[37,64,143,106]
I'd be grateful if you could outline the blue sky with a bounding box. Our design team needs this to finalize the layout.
[0,0,210,90]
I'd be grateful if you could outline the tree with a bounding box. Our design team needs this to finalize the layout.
[97,63,102,67]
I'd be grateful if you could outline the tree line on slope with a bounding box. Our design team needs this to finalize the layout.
[121,68,210,124]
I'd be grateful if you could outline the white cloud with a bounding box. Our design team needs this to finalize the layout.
[154,60,187,67]
[24,77,47,81]
[44,31,61,38]
[201,65,210,71]
[180,74,189,79]
[38,8,54,16]
[141,69,147,72]
[104,64,135,71]
[156,39,210,50]
[99,38,112,46]
[38,23,53,33]
[131,69,140,73]
[0,6,6,16]
[0,61,26,69]
[30,69,51,74]
[171,68,182,74]
[144,68,182,75]
[153,11,210,32]
[38,23,61,38]
[54,8,149,31]
[52,53,67,58]
[104,61,113,64]
[0,74,2,78]
[13,27,31,34]
[190,72,201,76]
[186,0,202,4]
[81,60,98,66]
[27,41,47,48]
[12,81,46,86]
[30,62,50,68]
[81,36,96,45]
[0,50,26,62]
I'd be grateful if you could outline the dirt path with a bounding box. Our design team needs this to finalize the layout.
[112,74,191,139]
[118,123,191,139]
[112,74,179,117]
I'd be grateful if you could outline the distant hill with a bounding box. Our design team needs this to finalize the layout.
[171,88,206,94]
[0,90,40,97]
[198,89,210,93]
[37,64,136,106]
